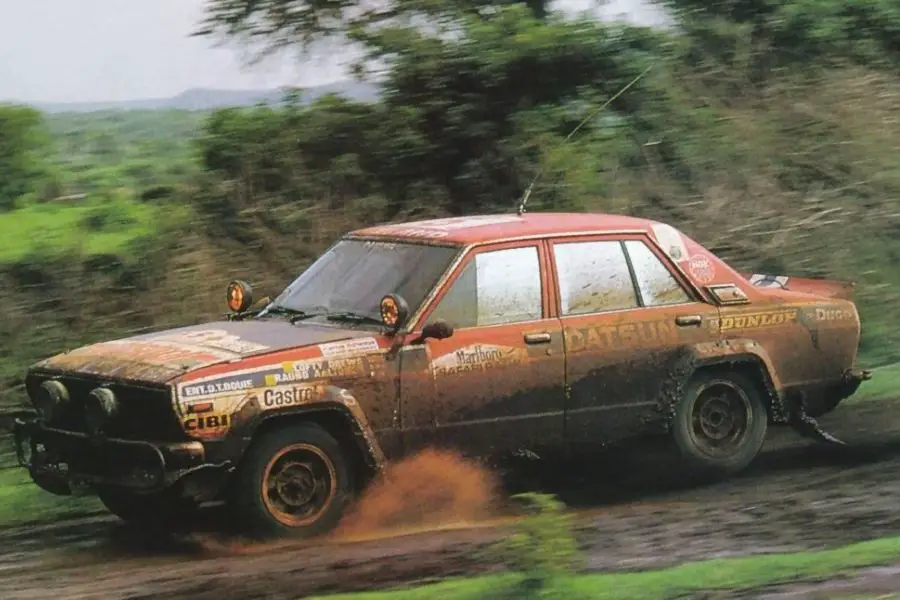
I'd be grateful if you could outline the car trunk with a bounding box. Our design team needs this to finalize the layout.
[742,273,855,300]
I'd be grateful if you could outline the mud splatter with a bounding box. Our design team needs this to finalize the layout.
[332,448,503,541]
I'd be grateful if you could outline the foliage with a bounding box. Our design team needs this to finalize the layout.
[0,105,52,211]
[657,0,900,78]
[493,493,583,597]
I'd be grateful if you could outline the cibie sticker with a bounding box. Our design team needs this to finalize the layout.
[318,337,380,358]
[650,223,689,262]
[687,254,715,284]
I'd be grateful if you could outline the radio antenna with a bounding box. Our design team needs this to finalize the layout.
[515,63,654,216]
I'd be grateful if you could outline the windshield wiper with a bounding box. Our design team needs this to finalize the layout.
[325,311,385,326]
[261,305,326,323]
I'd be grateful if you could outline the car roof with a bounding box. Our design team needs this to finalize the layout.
[348,212,661,245]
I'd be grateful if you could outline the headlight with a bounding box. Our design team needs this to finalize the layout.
[34,380,70,422]
[85,387,119,435]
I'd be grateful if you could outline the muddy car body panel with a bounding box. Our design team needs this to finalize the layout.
[14,212,870,517]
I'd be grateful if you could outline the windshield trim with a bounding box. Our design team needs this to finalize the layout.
[343,234,463,249]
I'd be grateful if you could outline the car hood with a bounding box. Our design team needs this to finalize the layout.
[31,319,375,384]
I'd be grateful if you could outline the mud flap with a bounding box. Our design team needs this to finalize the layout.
[788,404,846,446]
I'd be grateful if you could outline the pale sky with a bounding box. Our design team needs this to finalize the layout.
[0,0,666,103]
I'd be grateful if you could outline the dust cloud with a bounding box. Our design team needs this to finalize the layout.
[332,448,504,541]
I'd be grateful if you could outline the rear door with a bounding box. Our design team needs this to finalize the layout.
[550,234,721,447]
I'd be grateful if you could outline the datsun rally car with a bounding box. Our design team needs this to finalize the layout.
[14,213,872,537]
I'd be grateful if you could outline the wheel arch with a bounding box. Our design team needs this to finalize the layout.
[657,340,788,428]
[231,386,387,492]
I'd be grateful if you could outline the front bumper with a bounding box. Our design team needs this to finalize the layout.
[13,417,231,497]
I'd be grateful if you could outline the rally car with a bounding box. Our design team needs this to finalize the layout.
[14,212,871,537]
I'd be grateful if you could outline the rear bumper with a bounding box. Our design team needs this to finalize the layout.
[13,417,232,497]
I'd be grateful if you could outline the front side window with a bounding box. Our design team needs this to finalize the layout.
[624,240,691,306]
[266,239,459,323]
[553,241,637,316]
[428,246,543,328]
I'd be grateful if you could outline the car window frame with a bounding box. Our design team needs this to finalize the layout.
[415,240,552,332]
[547,233,704,318]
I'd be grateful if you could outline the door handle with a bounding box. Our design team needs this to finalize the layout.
[675,315,703,327]
[524,332,552,344]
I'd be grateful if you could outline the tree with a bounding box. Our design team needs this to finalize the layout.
[194,0,553,58]
[656,0,900,77]
[0,105,51,210]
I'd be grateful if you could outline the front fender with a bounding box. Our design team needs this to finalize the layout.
[217,384,386,471]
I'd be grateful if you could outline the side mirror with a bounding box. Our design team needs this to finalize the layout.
[227,280,254,313]
[380,294,410,333]
[421,319,454,341]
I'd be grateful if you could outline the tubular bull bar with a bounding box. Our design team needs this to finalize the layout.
[13,417,229,496]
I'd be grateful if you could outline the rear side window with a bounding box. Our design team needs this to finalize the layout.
[624,240,691,306]
[552,241,638,316]
[427,245,543,328]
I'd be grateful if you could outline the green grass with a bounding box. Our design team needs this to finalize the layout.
[0,198,162,263]
[851,363,900,403]
[0,464,102,528]
[311,536,900,600]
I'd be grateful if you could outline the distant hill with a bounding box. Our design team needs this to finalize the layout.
[25,80,380,113]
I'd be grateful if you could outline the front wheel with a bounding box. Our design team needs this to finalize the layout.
[229,423,352,538]
[670,370,768,477]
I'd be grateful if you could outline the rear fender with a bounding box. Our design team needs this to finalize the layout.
[655,339,789,427]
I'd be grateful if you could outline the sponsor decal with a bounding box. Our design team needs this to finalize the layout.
[90,341,229,365]
[432,344,528,376]
[815,307,854,322]
[687,254,715,284]
[182,413,230,433]
[748,274,789,289]
[262,385,322,408]
[148,329,268,355]
[565,320,684,352]
[650,223,689,262]
[319,337,380,358]
[719,309,798,332]
[181,377,254,398]
[265,357,367,386]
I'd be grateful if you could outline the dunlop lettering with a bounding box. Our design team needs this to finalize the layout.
[720,310,797,332]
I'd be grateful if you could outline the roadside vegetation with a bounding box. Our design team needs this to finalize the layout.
[1,0,899,590]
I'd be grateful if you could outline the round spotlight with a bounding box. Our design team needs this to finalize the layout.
[85,388,119,435]
[34,380,70,422]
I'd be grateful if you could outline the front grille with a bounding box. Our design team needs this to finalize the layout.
[25,373,186,442]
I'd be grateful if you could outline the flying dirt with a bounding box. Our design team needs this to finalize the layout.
[3,397,900,600]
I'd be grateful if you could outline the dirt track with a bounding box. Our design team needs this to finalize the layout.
[5,398,900,599]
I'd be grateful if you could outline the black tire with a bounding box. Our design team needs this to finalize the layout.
[229,423,352,538]
[671,369,768,477]
[97,487,198,530]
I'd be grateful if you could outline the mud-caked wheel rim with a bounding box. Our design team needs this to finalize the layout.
[688,380,753,459]
[262,443,337,527]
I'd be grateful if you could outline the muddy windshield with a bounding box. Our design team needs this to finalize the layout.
[264,239,460,325]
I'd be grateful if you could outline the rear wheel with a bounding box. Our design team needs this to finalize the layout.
[230,423,352,538]
[670,370,768,477]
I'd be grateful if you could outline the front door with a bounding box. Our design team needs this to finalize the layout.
[408,241,566,456]
[549,235,721,447]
